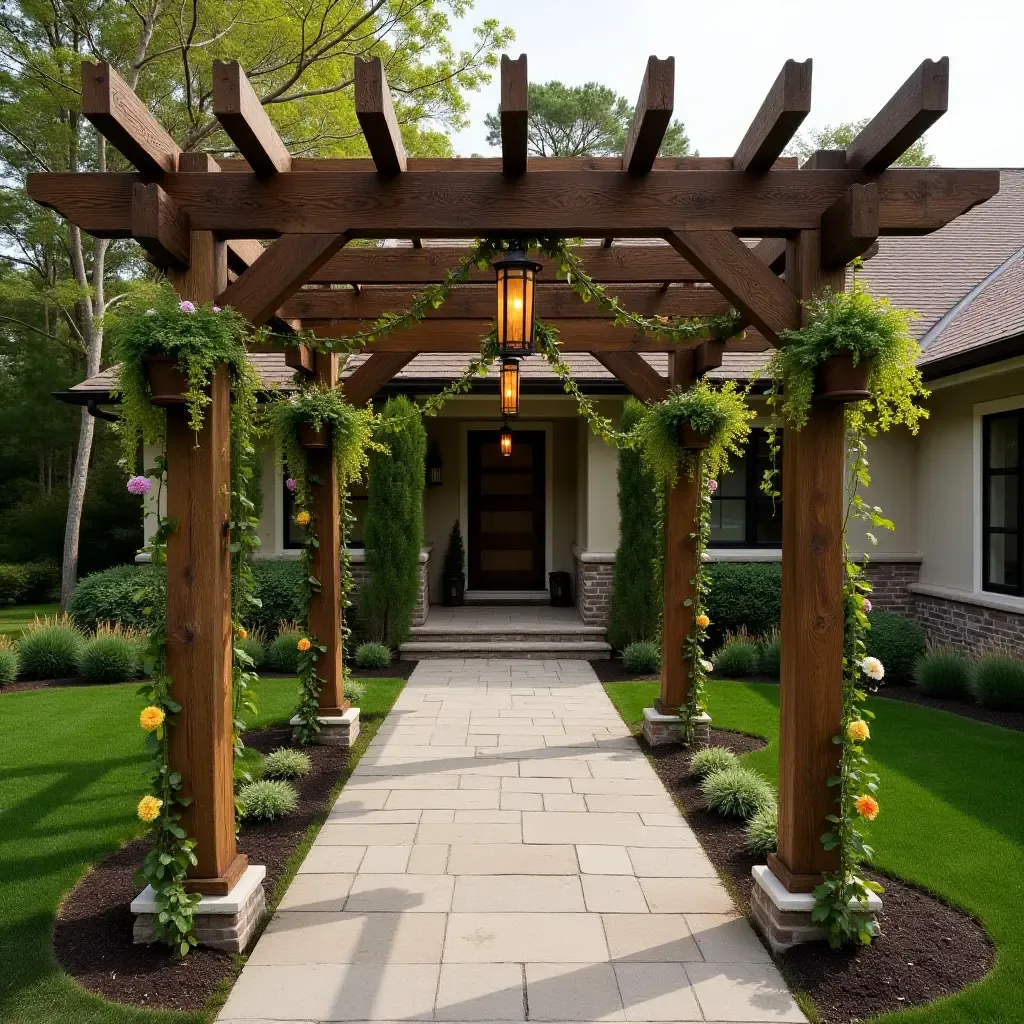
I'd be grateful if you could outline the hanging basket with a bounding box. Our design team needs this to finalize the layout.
[678,423,712,450]
[144,355,188,406]
[298,423,329,449]
[816,352,871,403]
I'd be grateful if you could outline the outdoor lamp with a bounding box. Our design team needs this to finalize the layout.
[494,248,542,355]
[426,442,443,486]
[500,422,513,457]
[500,358,520,417]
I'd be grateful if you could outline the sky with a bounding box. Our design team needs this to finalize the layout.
[446,0,1023,166]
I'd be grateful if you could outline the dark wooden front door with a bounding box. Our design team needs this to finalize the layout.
[468,430,545,590]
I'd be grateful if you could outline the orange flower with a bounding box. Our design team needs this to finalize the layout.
[237,626,248,641]
[854,794,879,821]
[846,719,870,743]
[137,795,163,822]
[139,706,165,732]
[696,614,710,629]
[295,510,311,527]
[297,637,311,652]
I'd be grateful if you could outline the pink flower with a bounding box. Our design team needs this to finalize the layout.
[863,598,872,614]
[212,305,221,312]
[127,475,152,496]
[179,300,196,313]
[708,479,718,493]
[285,477,297,492]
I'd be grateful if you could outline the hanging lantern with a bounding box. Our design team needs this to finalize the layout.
[500,358,520,417]
[494,248,542,355]
[500,423,513,457]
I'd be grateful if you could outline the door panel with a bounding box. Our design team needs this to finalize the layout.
[468,430,545,590]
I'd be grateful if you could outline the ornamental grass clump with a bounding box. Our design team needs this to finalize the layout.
[622,639,660,674]
[689,746,738,780]
[757,629,782,679]
[354,641,391,670]
[17,614,86,680]
[266,622,303,674]
[915,649,972,700]
[971,653,1024,711]
[701,765,775,819]
[746,802,778,856]
[237,779,299,822]
[0,635,17,685]
[713,629,760,678]
[237,627,267,670]
[79,623,145,684]
[344,676,367,704]
[262,747,312,781]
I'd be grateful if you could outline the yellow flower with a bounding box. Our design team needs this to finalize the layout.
[295,510,311,527]
[237,626,248,641]
[139,706,165,732]
[854,794,879,821]
[297,637,311,652]
[137,795,163,822]
[696,614,710,629]
[847,719,870,743]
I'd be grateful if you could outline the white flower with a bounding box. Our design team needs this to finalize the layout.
[860,656,884,682]
[700,658,714,673]
[145,308,156,316]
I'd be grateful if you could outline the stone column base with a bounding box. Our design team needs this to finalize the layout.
[750,864,882,953]
[642,708,711,747]
[290,707,360,747]
[132,864,266,953]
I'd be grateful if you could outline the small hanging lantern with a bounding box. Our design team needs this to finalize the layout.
[500,422,513,457]
[494,247,542,356]
[500,358,520,417]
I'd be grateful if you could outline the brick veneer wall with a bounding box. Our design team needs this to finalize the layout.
[863,561,921,616]
[574,553,614,627]
[348,549,430,630]
[911,590,1024,657]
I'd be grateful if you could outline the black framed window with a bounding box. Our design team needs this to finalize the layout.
[983,410,1022,594]
[282,476,368,550]
[709,428,783,548]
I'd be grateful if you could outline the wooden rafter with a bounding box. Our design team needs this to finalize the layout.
[500,54,529,178]
[820,182,879,268]
[132,183,189,269]
[213,61,292,176]
[592,352,668,403]
[734,59,812,173]
[622,57,675,174]
[343,352,417,406]
[355,57,406,177]
[752,237,787,274]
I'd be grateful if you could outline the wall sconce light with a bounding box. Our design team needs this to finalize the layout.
[426,442,442,486]
[500,357,520,417]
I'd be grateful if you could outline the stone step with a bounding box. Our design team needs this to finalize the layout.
[399,640,612,661]
[463,589,551,606]
[408,627,606,645]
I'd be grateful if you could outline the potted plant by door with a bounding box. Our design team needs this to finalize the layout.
[443,520,466,606]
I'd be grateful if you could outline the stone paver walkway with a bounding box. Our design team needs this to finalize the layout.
[219,659,805,1023]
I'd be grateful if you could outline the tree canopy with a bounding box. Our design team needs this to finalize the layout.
[787,120,936,167]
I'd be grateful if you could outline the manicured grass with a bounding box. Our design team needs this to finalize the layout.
[0,603,62,639]
[605,680,1024,1024]
[0,674,404,1024]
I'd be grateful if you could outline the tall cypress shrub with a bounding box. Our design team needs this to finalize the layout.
[608,398,661,649]
[361,396,426,646]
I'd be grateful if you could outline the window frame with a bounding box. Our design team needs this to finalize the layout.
[982,409,1024,596]
[708,426,782,550]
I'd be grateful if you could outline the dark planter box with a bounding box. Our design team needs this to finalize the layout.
[549,571,572,607]
[443,573,465,606]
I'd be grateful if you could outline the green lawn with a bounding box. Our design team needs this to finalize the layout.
[0,603,61,639]
[605,680,1024,1024]
[0,674,405,1024]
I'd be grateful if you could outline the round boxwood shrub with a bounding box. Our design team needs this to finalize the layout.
[17,616,87,680]
[265,623,303,674]
[79,628,141,684]
[865,610,926,686]
[745,802,778,856]
[246,560,306,636]
[263,747,311,780]
[701,765,775,819]
[622,640,660,674]
[0,636,18,685]
[238,779,299,822]
[690,746,738,780]
[68,564,159,631]
[706,562,781,647]
[915,650,972,700]
[355,641,391,670]
[757,631,781,679]
[713,633,760,677]
[971,653,1024,710]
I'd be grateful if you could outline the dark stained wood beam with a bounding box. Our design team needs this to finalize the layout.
[132,183,189,269]
[820,182,879,269]
[354,57,406,177]
[664,229,800,344]
[81,62,179,176]
[213,60,292,177]
[734,59,812,173]
[218,232,352,326]
[622,56,675,175]
[285,344,315,374]
[500,54,528,178]
[592,352,668,402]
[226,238,266,275]
[29,167,998,239]
[845,58,949,172]
[342,352,416,405]
[753,237,787,273]
[693,339,726,376]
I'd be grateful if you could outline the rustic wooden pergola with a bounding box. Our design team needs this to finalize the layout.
[29,53,996,904]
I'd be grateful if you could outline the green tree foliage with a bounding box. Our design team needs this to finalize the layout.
[787,120,935,167]
[608,398,661,649]
[361,397,426,647]
[484,80,691,158]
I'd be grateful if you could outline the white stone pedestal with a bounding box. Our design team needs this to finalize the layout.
[750,863,882,953]
[290,706,360,747]
[132,864,266,953]
[642,708,711,747]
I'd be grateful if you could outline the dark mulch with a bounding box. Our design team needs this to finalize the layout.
[351,660,416,680]
[879,683,1024,733]
[589,659,657,683]
[646,730,994,1024]
[1,675,127,694]
[53,725,349,1012]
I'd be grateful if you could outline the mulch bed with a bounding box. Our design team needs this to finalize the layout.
[588,659,657,683]
[647,728,994,1024]
[879,683,1024,733]
[0,675,131,694]
[53,725,349,1012]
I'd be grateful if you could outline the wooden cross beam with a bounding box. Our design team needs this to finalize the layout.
[132,183,190,269]
[820,182,879,268]
[622,57,675,174]
[213,61,292,176]
[591,352,668,403]
[355,57,407,177]
[500,55,529,178]
[733,59,813,173]
[343,352,417,405]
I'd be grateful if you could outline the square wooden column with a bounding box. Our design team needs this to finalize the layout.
[769,228,846,892]
[306,350,348,715]
[165,231,246,895]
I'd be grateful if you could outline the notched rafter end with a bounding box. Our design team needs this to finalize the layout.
[622,55,675,175]
[734,58,812,173]
[820,182,879,269]
[355,57,407,178]
[132,182,190,270]
[500,54,529,178]
[212,60,292,177]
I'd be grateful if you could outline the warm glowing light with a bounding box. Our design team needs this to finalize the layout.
[500,358,520,417]
[500,426,513,457]
[494,248,542,355]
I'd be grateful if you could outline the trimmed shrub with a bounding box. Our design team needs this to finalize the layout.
[361,396,426,647]
[972,653,1024,710]
[0,562,60,605]
[701,765,775,819]
[865,610,926,686]
[443,519,465,578]
[355,641,391,670]
[690,746,738,780]
[915,650,972,700]
[622,639,660,674]
[344,676,367,704]
[0,636,18,685]
[608,398,661,649]
[705,563,781,646]
[237,779,299,821]
[745,802,778,856]
[265,622,303,674]
[757,630,781,679]
[713,630,760,677]
[238,627,267,670]
[68,564,159,631]
[79,624,144,684]
[17,614,87,680]
[263,747,311,780]
[246,560,305,636]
